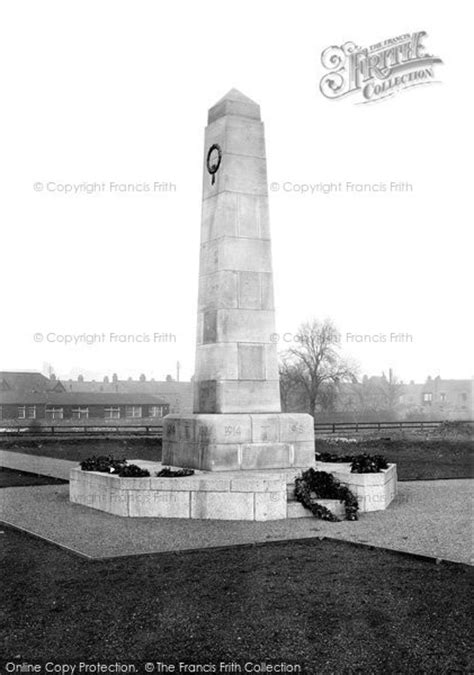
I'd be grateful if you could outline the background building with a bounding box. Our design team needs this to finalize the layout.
[282,371,473,422]
[0,371,194,426]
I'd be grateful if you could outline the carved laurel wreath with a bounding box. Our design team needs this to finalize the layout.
[206,143,222,185]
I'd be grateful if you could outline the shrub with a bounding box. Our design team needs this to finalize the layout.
[80,455,127,473]
[156,467,195,477]
[351,453,388,473]
[80,455,150,477]
[118,464,150,478]
[317,451,389,473]
[294,469,358,521]
[317,452,355,463]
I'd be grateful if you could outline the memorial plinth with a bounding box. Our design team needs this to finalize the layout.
[162,89,315,471]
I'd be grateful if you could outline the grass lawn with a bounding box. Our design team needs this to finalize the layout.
[315,437,473,481]
[0,437,162,462]
[0,526,472,673]
[1,435,472,480]
[0,467,67,488]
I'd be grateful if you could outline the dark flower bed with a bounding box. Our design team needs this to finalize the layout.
[317,452,355,463]
[117,464,150,477]
[295,468,358,521]
[156,467,195,477]
[351,453,388,473]
[79,455,150,477]
[314,437,472,481]
[316,451,388,473]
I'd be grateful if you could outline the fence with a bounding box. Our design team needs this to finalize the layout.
[0,420,471,438]
[313,420,472,434]
[0,425,165,438]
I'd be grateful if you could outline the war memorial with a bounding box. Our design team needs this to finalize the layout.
[70,90,397,520]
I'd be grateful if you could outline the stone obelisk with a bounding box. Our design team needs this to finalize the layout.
[163,89,315,471]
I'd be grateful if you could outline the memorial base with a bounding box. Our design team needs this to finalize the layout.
[69,460,398,521]
[161,413,315,471]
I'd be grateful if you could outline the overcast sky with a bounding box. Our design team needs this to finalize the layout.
[0,1,472,385]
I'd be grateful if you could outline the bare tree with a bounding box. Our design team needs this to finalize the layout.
[279,357,306,412]
[282,318,357,417]
[380,370,405,416]
[355,371,405,419]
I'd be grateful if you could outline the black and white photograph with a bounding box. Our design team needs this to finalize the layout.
[0,1,472,673]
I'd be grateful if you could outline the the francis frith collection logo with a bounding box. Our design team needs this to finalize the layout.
[319,31,443,103]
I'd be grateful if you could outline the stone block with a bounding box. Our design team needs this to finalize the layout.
[201,193,238,242]
[220,154,267,196]
[160,441,175,466]
[198,239,220,276]
[199,444,241,471]
[163,418,181,443]
[260,273,274,309]
[208,93,261,125]
[314,461,352,475]
[195,414,252,444]
[329,464,398,513]
[264,344,280,380]
[104,488,129,516]
[195,380,218,413]
[237,194,266,239]
[238,343,266,380]
[191,491,254,520]
[128,490,190,518]
[114,477,151,491]
[258,196,271,239]
[149,476,197,491]
[241,443,291,470]
[218,380,281,414]
[193,477,231,492]
[194,343,239,381]
[162,441,198,469]
[69,473,87,504]
[77,470,114,488]
[255,492,287,521]
[230,477,286,492]
[250,414,280,443]
[217,309,275,343]
[315,499,346,518]
[293,441,316,467]
[286,501,313,519]
[286,499,345,519]
[177,418,196,443]
[199,238,273,277]
[202,310,217,344]
[198,271,238,310]
[279,414,315,442]
[238,271,261,309]
[219,238,273,274]
[224,117,266,159]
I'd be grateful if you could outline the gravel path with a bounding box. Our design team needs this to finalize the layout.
[1,479,472,564]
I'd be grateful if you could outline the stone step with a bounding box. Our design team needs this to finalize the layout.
[286,497,346,519]
[286,501,314,519]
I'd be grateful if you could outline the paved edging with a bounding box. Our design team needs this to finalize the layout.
[0,450,76,481]
[0,481,472,564]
